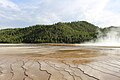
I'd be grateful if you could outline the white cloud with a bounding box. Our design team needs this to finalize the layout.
[36,13,62,24]
[0,0,120,28]
[31,0,112,27]
[96,11,120,27]
[81,0,120,27]
[0,0,21,22]
[0,0,20,10]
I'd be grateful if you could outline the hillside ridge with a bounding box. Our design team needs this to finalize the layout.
[0,21,99,43]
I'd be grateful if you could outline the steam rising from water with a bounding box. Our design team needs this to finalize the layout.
[81,27,120,46]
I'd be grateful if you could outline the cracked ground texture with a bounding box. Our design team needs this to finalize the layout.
[0,44,119,80]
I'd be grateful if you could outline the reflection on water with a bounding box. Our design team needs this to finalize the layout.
[99,48,120,55]
[0,44,119,56]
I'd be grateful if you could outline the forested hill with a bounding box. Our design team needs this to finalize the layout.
[0,21,99,43]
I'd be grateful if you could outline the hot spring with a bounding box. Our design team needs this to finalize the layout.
[78,27,120,46]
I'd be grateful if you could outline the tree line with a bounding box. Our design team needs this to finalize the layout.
[0,21,99,43]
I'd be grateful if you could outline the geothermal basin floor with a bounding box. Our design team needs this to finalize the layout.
[0,44,120,80]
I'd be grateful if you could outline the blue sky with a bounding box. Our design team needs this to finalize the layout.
[0,0,120,28]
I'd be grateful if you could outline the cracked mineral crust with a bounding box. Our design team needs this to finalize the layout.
[0,44,119,80]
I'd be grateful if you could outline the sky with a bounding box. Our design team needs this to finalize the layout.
[0,0,120,28]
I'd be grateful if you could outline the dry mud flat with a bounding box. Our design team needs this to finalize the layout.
[0,44,120,80]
